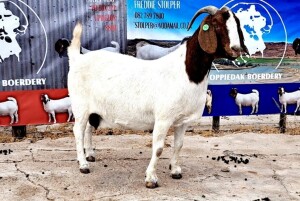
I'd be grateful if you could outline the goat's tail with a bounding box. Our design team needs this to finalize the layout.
[110,41,119,48]
[252,89,259,96]
[110,41,120,52]
[68,22,82,60]
[7,97,17,105]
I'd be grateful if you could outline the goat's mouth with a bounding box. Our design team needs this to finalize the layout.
[226,50,240,60]
[231,46,244,58]
[227,46,249,60]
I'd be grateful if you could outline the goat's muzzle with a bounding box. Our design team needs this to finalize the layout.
[226,45,249,60]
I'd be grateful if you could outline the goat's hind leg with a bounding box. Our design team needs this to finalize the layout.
[14,111,19,123]
[84,123,95,162]
[9,114,14,124]
[294,101,300,114]
[170,124,187,179]
[73,116,90,174]
[67,109,73,122]
[255,102,259,113]
[250,104,255,114]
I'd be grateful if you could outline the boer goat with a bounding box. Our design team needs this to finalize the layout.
[0,97,18,124]
[230,88,259,115]
[41,94,73,124]
[278,87,300,114]
[67,6,248,188]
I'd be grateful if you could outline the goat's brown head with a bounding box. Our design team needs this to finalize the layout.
[229,88,238,98]
[187,6,249,60]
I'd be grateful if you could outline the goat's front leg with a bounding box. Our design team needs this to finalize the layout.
[84,123,95,162]
[170,124,187,179]
[283,103,287,113]
[48,113,52,123]
[145,120,172,188]
[50,112,57,123]
[238,104,242,115]
[74,116,90,174]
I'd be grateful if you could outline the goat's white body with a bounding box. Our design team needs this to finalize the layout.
[0,97,18,124]
[279,90,300,113]
[234,90,259,115]
[43,97,73,123]
[68,43,208,186]
[136,42,181,60]
[69,45,207,130]
[69,44,208,186]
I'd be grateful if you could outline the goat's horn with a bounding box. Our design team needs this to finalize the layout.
[187,6,219,31]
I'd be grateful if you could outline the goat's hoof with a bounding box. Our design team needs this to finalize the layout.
[80,168,90,174]
[171,173,182,179]
[145,181,159,189]
[86,156,96,162]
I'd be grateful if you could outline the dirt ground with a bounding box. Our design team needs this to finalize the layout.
[0,114,300,201]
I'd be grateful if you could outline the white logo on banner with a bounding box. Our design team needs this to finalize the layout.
[236,5,270,57]
[0,0,48,74]
[223,0,287,69]
[0,2,26,63]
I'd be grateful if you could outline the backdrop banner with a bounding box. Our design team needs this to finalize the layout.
[0,0,299,125]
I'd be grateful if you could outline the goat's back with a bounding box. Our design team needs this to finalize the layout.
[0,100,18,113]
[279,90,300,104]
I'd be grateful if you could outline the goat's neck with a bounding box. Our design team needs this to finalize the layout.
[185,32,214,84]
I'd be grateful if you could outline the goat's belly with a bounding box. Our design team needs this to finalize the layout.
[97,106,155,130]
[100,116,155,130]
[96,102,205,130]
[53,109,68,113]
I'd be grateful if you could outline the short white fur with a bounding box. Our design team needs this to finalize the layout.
[226,10,242,50]
[278,87,300,114]
[0,97,18,124]
[41,94,73,124]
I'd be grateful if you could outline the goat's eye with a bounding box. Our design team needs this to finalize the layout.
[222,11,230,20]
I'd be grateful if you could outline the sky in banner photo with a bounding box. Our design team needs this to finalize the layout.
[127,0,300,43]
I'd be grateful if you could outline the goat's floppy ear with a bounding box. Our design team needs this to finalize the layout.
[198,16,217,54]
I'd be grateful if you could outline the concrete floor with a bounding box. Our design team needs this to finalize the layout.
[1,130,300,201]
